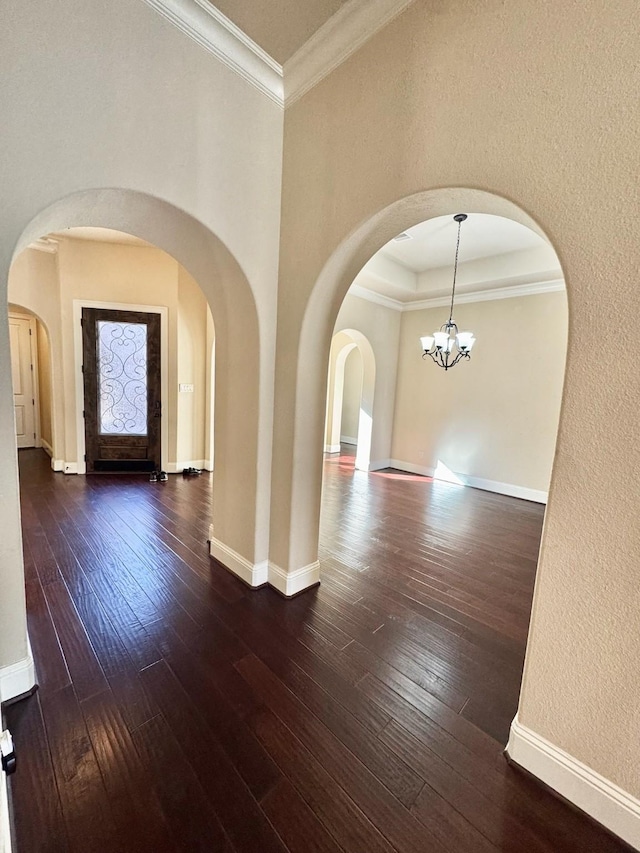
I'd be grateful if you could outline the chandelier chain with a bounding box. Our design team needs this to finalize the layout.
[448,217,463,325]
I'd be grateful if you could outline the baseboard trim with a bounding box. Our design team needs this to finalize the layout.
[0,640,35,705]
[340,435,357,446]
[40,438,53,458]
[324,444,341,454]
[1,757,11,853]
[507,717,640,850]
[388,459,548,504]
[165,460,212,474]
[268,561,320,597]
[209,537,268,588]
[369,458,391,472]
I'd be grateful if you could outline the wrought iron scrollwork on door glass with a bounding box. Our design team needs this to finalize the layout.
[97,321,148,435]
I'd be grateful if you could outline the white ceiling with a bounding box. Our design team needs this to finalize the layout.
[379,213,546,273]
[355,213,563,306]
[210,0,350,64]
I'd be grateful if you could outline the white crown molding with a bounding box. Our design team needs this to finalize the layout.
[403,277,565,312]
[349,277,565,313]
[349,284,404,311]
[284,0,418,105]
[28,238,58,254]
[507,717,640,850]
[140,0,418,107]
[139,0,283,105]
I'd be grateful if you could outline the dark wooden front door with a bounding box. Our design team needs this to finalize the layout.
[82,307,161,472]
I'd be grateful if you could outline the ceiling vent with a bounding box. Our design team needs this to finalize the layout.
[393,232,412,242]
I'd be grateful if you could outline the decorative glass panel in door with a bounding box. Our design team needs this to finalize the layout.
[82,308,161,472]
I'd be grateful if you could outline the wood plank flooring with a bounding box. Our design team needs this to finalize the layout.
[4,447,629,852]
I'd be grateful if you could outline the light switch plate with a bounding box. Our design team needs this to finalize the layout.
[179,383,195,393]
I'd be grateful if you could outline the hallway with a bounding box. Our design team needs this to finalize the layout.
[5,449,627,852]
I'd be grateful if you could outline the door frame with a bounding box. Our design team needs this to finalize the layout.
[73,299,169,475]
[9,310,42,450]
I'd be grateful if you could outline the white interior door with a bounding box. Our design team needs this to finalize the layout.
[9,316,36,448]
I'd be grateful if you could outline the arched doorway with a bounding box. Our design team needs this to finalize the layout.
[0,188,270,702]
[270,187,567,594]
[325,329,376,472]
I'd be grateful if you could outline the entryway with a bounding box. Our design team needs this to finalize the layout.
[81,307,162,473]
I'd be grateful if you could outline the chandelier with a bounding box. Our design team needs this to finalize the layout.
[420,213,476,370]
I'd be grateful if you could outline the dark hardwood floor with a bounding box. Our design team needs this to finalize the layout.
[4,447,629,852]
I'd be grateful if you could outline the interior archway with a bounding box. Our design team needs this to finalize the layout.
[0,188,273,702]
[272,186,568,593]
[324,329,375,471]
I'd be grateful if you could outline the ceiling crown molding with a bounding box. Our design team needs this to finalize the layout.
[28,238,59,254]
[139,0,283,105]
[402,278,565,312]
[349,277,565,313]
[140,0,418,108]
[284,0,418,106]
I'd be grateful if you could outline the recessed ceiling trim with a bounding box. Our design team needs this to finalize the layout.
[284,0,418,106]
[350,278,565,312]
[139,0,284,105]
[349,284,404,311]
[28,238,59,254]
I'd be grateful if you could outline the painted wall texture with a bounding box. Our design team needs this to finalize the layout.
[393,292,568,497]
[2,0,639,832]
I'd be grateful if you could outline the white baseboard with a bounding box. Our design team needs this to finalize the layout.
[165,459,212,474]
[369,458,390,472]
[48,458,76,473]
[0,640,35,704]
[324,444,341,453]
[0,760,11,853]
[209,537,268,587]
[268,561,320,597]
[40,438,53,458]
[388,459,548,504]
[340,435,357,445]
[507,717,640,850]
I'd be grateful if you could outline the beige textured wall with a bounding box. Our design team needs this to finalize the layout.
[36,321,53,447]
[177,265,210,466]
[393,292,567,494]
[273,0,640,799]
[340,347,362,441]
[8,248,64,461]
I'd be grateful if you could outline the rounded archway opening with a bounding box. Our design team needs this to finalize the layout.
[324,329,376,472]
[283,188,568,745]
[2,188,268,624]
